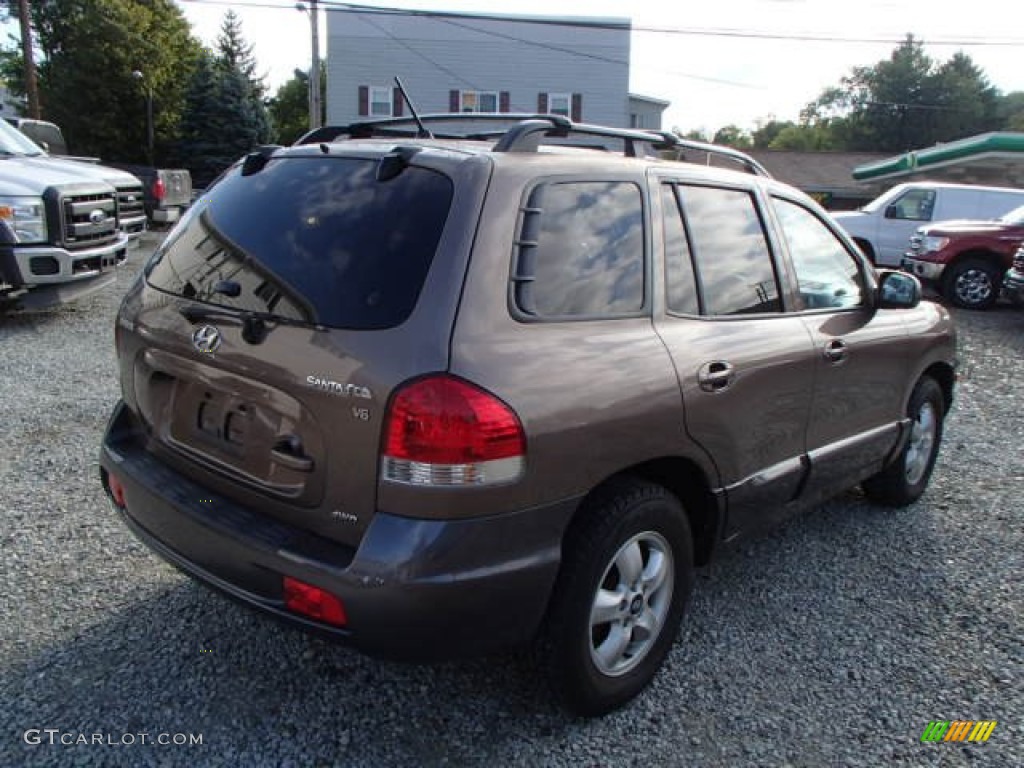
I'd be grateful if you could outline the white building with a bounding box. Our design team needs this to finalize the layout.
[325,9,668,130]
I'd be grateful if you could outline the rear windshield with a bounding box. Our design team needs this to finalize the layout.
[145,156,453,330]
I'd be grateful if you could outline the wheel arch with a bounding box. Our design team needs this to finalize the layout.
[920,361,955,416]
[948,248,1005,269]
[942,249,1005,285]
[567,457,722,568]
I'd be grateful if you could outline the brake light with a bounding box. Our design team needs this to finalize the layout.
[152,177,166,202]
[382,374,525,486]
[283,576,347,627]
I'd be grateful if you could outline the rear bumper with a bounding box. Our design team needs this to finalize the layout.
[901,255,945,282]
[99,401,575,660]
[150,207,181,223]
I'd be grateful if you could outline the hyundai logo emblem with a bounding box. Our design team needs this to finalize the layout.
[192,325,222,354]
[89,209,107,225]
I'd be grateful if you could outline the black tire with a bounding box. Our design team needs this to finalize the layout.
[944,258,1001,309]
[539,477,693,717]
[862,376,945,507]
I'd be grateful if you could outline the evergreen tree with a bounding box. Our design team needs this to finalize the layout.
[177,50,271,187]
[216,9,265,99]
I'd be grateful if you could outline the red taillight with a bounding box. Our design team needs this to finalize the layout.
[107,472,127,508]
[382,375,525,486]
[283,576,347,627]
[152,177,166,202]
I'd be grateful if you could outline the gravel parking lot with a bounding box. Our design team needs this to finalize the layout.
[2,234,1021,767]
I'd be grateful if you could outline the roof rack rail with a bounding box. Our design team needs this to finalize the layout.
[293,114,770,177]
[652,132,771,177]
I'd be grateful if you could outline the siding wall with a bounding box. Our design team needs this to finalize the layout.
[326,11,630,128]
[627,99,667,131]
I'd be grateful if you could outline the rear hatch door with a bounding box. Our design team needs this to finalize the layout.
[125,148,475,547]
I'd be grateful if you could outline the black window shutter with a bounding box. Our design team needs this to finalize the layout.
[499,91,510,113]
[358,85,368,116]
[393,87,403,117]
[449,90,460,112]
[538,92,548,114]
[571,93,582,122]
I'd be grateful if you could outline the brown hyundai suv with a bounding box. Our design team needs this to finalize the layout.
[100,114,956,716]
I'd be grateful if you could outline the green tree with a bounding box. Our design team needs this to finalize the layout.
[927,53,999,140]
[28,0,201,163]
[216,9,265,99]
[674,127,710,142]
[767,123,840,151]
[752,119,793,149]
[998,92,1024,131]
[711,124,752,149]
[268,65,325,145]
[212,10,271,151]
[178,50,271,186]
[802,35,1005,151]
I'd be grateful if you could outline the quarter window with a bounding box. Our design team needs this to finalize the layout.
[678,185,781,316]
[514,181,644,318]
[773,198,865,310]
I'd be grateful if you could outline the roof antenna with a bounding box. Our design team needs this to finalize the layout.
[394,76,432,139]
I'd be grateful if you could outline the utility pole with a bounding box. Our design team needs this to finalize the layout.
[17,0,41,118]
[310,0,322,129]
[132,71,154,166]
[296,1,322,130]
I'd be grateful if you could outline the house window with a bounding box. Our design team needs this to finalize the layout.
[370,86,393,117]
[461,90,499,113]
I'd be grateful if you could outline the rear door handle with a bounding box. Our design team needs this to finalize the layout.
[698,361,735,392]
[823,340,847,364]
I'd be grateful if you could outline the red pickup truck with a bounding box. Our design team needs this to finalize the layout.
[902,204,1024,309]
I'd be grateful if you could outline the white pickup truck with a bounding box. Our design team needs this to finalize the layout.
[832,182,1024,266]
[0,119,145,309]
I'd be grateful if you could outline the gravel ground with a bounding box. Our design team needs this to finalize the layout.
[1,235,1021,767]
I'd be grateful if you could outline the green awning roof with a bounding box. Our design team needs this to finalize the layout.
[852,132,1024,181]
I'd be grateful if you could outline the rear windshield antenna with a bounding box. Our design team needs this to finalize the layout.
[394,76,433,139]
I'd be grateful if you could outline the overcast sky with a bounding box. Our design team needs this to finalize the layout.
[177,0,1023,135]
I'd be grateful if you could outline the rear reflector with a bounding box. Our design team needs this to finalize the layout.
[382,374,525,486]
[108,472,127,508]
[283,576,347,627]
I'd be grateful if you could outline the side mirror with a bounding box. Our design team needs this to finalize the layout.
[877,270,921,309]
[884,203,902,220]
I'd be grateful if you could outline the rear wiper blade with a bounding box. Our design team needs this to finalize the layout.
[178,304,322,344]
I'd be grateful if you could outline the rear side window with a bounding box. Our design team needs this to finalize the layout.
[513,181,644,318]
[145,157,453,330]
[677,185,781,316]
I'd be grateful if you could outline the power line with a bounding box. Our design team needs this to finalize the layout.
[358,12,486,95]
[176,0,1024,47]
